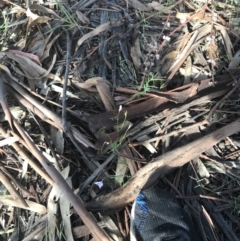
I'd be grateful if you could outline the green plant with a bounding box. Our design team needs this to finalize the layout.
[57,223,67,241]
[109,173,131,185]
[194,180,222,196]
[225,0,239,5]
[2,189,7,196]
[45,221,67,241]
[143,73,165,92]
[0,228,15,235]
[112,108,128,131]
[45,0,76,33]
[140,12,149,44]
[0,10,10,45]
[119,55,128,76]
[101,110,129,154]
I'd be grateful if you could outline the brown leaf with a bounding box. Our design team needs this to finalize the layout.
[41,34,60,61]
[29,3,60,19]
[6,52,61,81]
[215,25,233,60]
[130,37,142,70]
[76,11,90,24]
[76,23,110,50]
[76,77,115,111]
[129,0,150,11]
[76,21,122,51]
[22,8,51,49]
[26,8,51,25]
[147,1,164,11]
[9,50,41,65]
[73,222,105,238]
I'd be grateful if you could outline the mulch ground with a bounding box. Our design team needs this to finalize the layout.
[0,0,240,240]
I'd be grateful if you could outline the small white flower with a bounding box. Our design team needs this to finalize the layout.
[10,33,16,40]
[204,71,209,75]
[163,35,170,41]
[180,17,187,23]
[94,181,103,189]
[206,35,215,42]
[212,13,218,22]
[206,36,211,42]
[119,105,122,112]
[212,16,217,22]
[207,59,216,65]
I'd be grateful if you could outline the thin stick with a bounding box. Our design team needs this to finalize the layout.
[62,30,71,130]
